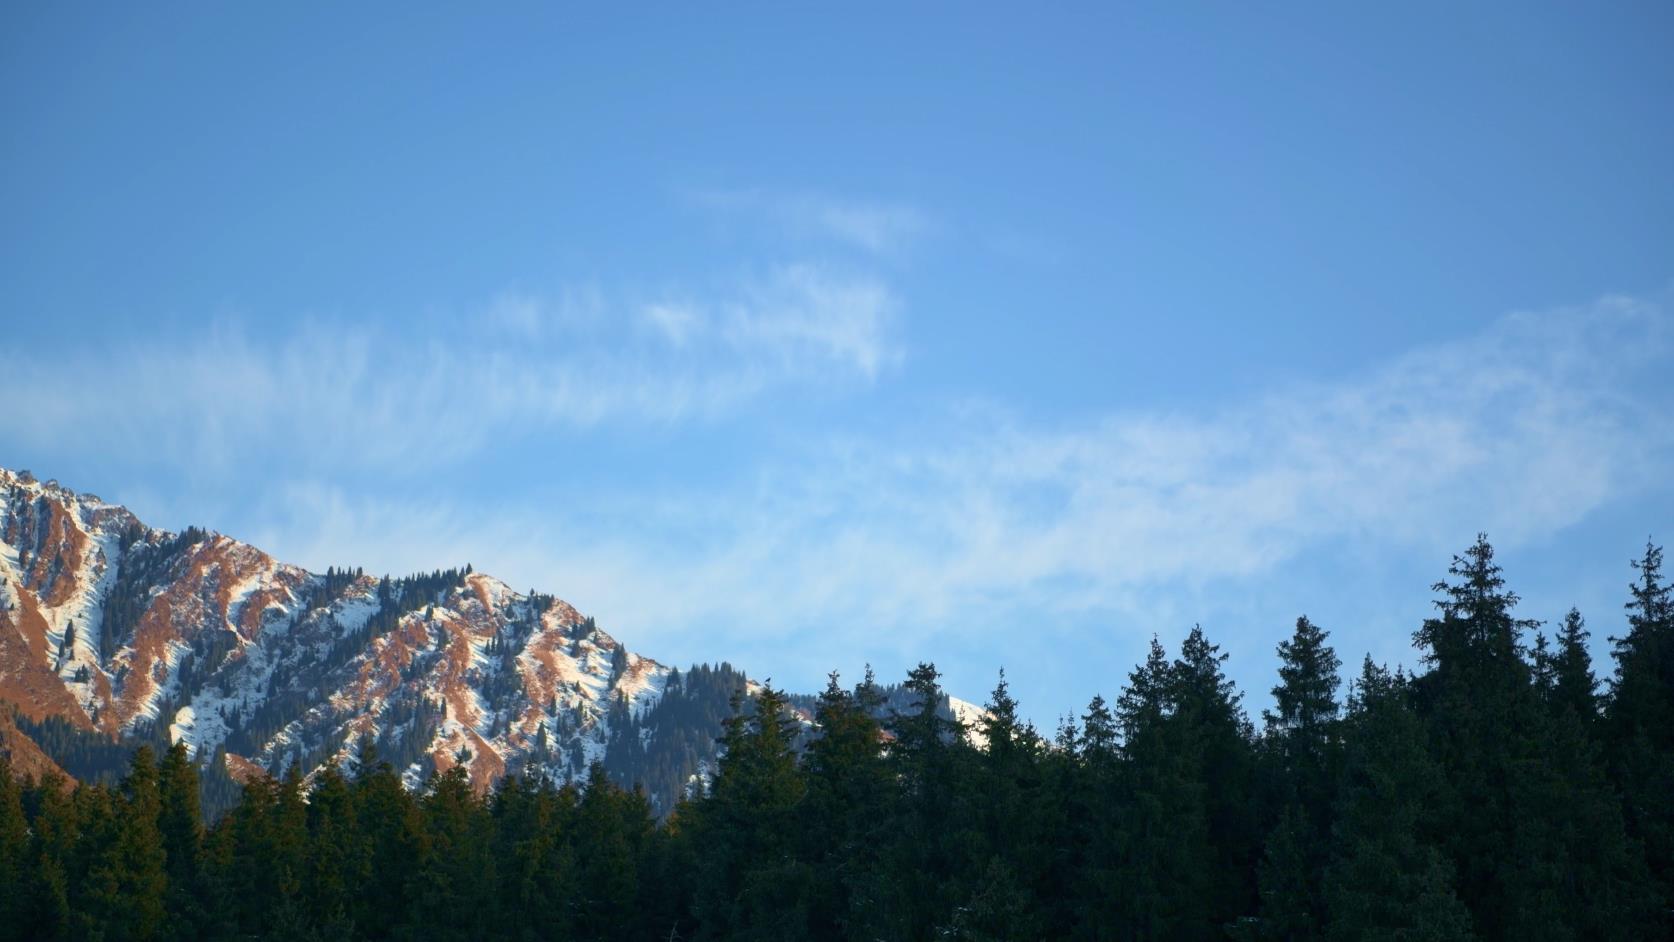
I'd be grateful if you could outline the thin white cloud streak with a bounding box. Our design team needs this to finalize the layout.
[0,264,901,474]
[691,188,933,257]
[250,294,1672,672]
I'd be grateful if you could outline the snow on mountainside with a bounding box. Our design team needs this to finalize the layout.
[0,466,682,805]
[0,466,987,816]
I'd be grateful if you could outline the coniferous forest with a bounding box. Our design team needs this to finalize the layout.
[2,536,1672,941]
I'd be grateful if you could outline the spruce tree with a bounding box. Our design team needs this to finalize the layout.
[352,752,426,939]
[24,774,77,939]
[1253,616,1342,940]
[1607,540,1674,917]
[973,671,1045,888]
[1410,535,1539,937]
[0,759,28,942]
[303,763,363,939]
[78,748,168,941]
[412,764,496,940]
[572,764,654,941]
[1067,695,1123,941]
[1172,624,1259,928]
[1113,635,1216,940]
[882,663,969,939]
[1323,660,1471,941]
[690,684,809,941]
[156,743,204,940]
[800,671,890,942]
[1549,608,1599,725]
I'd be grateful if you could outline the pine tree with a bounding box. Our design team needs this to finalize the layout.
[412,765,495,940]
[352,751,426,940]
[973,670,1044,874]
[302,763,363,939]
[1172,624,1260,928]
[1115,636,1171,747]
[1410,535,1655,938]
[571,764,656,940]
[1065,695,1123,941]
[800,671,890,942]
[1323,659,1471,941]
[23,774,77,939]
[690,684,810,941]
[939,856,1039,941]
[1253,616,1342,940]
[879,662,972,939]
[1549,608,1599,725]
[1410,535,1540,937]
[1607,540,1674,917]
[78,748,168,941]
[0,758,29,942]
[1113,635,1217,939]
[156,743,204,940]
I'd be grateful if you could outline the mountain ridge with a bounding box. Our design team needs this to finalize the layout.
[0,466,698,811]
[0,465,980,816]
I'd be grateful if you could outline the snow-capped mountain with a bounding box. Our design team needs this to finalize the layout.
[0,466,983,815]
[0,466,735,812]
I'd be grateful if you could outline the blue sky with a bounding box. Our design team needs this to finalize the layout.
[3,3,1672,726]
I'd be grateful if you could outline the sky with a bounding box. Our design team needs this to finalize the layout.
[3,3,1672,727]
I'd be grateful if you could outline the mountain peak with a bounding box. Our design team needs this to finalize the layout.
[0,464,685,804]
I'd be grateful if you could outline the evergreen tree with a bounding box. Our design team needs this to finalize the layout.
[972,670,1045,890]
[939,856,1039,942]
[412,765,495,941]
[800,671,890,942]
[23,774,77,939]
[1608,540,1674,918]
[0,535,1667,942]
[156,743,205,940]
[1264,615,1342,812]
[689,684,810,941]
[1549,608,1599,725]
[1252,616,1342,940]
[80,747,168,941]
[1413,535,1653,938]
[1323,659,1471,941]
[1410,535,1539,937]
[302,763,363,939]
[351,752,426,940]
[571,764,655,941]
[881,662,973,939]
[1113,635,1217,939]
[1171,624,1259,928]
[0,759,29,942]
[1066,695,1124,941]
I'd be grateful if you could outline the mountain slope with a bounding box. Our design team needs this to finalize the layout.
[0,466,982,816]
[0,467,710,811]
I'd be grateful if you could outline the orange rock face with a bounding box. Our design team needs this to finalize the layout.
[0,466,676,803]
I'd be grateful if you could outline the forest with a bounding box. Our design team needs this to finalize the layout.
[0,535,1671,941]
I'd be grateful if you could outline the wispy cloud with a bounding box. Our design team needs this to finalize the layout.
[691,188,933,257]
[242,294,1672,682]
[0,263,902,474]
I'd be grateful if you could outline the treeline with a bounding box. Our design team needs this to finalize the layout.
[1,535,1672,940]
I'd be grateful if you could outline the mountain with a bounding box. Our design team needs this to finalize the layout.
[0,466,976,817]
[0,466,739,815]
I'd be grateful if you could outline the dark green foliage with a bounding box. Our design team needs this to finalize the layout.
[601,661,748,814]
[687,683,810,940]
[99,527,206,662]
[0,758,29,942]
[11,707,169,785]
[1323,660,1472,942]
[1608,540,1674,919]
[1,534,1671,939]
[157,743,204,939]
[1250,616,1343,941]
